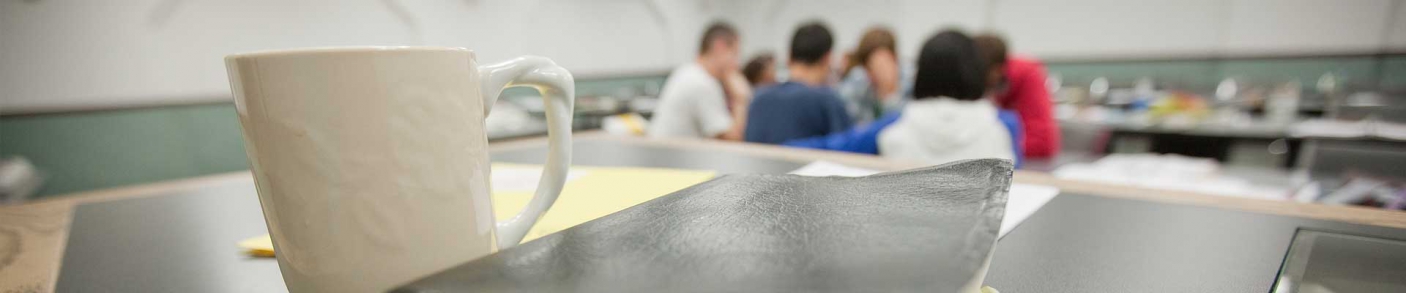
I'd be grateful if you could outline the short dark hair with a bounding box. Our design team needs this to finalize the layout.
[699,22,738,55]
[912,30,988,101]
[742,52,775,85]
[789,22,833,64]
[973,34,1008,67]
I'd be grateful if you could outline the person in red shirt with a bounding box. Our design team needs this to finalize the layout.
[975,34,1060,158]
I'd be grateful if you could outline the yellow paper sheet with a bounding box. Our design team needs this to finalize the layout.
[238,234,275,257]
[240,163,715,256]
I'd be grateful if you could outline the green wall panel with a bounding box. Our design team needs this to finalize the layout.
[0,103,249,197]
[1381,56,1406,91]
[1218,57,1378,91]
[1046,61,1219,90]
[0,76,670,198]
[1046,56,1390,93]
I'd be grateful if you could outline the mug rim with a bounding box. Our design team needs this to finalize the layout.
[226,46,474,60]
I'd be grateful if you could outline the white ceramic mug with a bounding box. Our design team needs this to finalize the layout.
[226,47,573,292]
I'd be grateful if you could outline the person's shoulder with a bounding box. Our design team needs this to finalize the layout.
[1008,56,1047,71]
[814,85,841,98]
[753,83,778,96]
[665,67,720,93]
[753,82,795,100]
[841,68,870,84]
[668,62,705,76]
[1009,55,1042,65]
[775,82,832,98]
[812,86,845,105]
[671,67,709,84]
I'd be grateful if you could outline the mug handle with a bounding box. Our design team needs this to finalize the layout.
[478,56,574,249]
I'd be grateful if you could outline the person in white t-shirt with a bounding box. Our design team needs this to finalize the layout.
[649,22,751,140]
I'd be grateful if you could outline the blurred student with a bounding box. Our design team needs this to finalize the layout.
[649,22,751,140]
[744,22,851,144]
[974,34,1060,158]
[742,53,777,88]
[878,31,1014,164]
[838,27,908,124]
[784,31,1016,166]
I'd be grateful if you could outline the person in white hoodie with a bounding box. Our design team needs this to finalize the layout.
[877,31,1014,165]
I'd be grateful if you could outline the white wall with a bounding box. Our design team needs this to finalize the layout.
[1221,0,1395,55]
[1386,0,1406,49]
[3,0,1403,113]
[717,0,985,64]
[0,0,720,113]
[726,0,1403,60]
[991,0,1225,58]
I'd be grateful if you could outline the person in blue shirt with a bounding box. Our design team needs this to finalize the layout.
[744,22,852,144]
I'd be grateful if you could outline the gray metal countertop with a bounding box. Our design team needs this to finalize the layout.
[56,138,1406,292]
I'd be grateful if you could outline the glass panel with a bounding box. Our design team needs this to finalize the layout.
[1274,230,1406,293]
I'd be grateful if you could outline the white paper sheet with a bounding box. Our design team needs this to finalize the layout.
[1051,153,1289,200]
[999,183,1058,237]
[790,161,1059,238]
[789,160,885,177]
